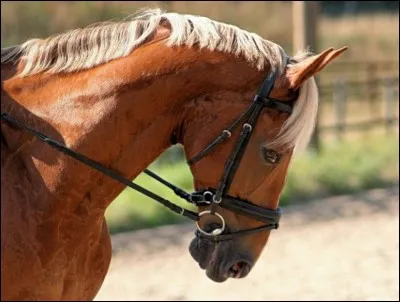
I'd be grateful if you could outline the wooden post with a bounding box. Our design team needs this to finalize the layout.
[333,80,347,141]
[293,1,320,152]
[293,1,319,53]
[384,78,395,134]
[367,62,378,118]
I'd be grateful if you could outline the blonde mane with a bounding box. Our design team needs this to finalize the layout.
[1,8,318,153]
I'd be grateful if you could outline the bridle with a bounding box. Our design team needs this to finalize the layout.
[187,62,293,241]
[1,59,294,242]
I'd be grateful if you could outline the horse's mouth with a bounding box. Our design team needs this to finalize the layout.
[189,234,252,283]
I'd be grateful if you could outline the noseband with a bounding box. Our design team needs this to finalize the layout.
[1,60,294,242]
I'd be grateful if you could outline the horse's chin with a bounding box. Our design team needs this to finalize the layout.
[206,269,229,283]
[188,236,228,282]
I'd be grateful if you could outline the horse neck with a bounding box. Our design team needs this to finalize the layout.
[1,44,261,216]
[1,64,187,216]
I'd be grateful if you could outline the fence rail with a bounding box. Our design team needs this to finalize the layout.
[319,118,399,132]
[311,61,399,149]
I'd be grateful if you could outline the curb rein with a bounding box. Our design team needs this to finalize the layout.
[1,62,293,242]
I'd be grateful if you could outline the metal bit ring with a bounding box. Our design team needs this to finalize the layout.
[196,211,226,236]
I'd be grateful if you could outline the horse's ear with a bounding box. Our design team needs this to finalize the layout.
[287,46,348,90]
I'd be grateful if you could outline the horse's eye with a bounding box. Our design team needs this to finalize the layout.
[261,147,281,164]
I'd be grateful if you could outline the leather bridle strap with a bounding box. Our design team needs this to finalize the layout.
[213,101,264,203]
[210,70,279,203]
[1,112,199,222]
[186,102,256,165]
[195,222,279,242]
[190,191,282,225]
[187,71,292,167]
[142,168,194,201]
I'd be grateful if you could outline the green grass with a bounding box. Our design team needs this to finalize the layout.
[105,134,399,234]
[280,134,399,204]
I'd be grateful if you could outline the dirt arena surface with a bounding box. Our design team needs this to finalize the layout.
[95,186,399,301]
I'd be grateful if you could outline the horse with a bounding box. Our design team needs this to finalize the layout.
[1,8,347,301]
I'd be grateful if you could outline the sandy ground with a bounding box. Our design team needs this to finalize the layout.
[95,186,399,301]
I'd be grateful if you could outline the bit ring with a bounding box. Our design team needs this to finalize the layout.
[196,211,225,236]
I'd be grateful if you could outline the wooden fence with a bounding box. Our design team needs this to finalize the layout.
[309,60,399,151]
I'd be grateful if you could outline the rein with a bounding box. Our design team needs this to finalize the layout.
[1,112,199,222]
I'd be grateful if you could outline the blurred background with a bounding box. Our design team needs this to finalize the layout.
[1,1,398,232]
[1,1,398,300]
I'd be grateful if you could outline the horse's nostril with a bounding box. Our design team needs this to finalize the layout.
[228,260,251,279]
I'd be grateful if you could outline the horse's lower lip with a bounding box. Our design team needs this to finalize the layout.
[198,260,208,270]
[189,237,212,270]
